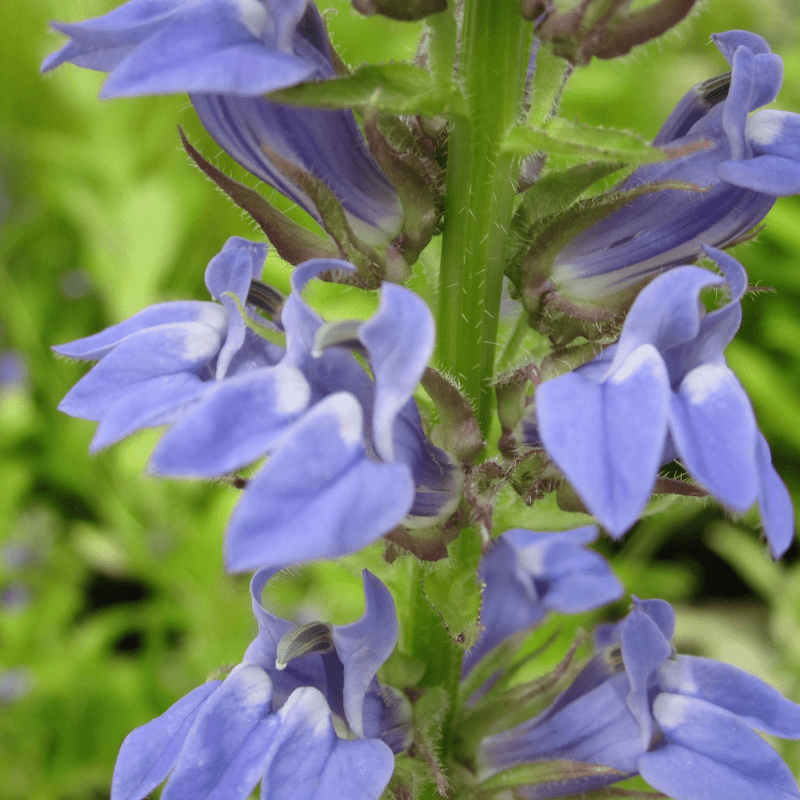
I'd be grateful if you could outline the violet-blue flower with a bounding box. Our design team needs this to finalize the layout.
[534,246,794,556]
[111,569,404,800]
[548,30,800,305]
[480,598,800,800]
[55,238,460,572]
[42,0,404,247]
[463,526,623,675]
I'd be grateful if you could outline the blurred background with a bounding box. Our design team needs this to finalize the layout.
[2,1,799,797]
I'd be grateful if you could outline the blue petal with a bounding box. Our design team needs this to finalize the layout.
[640,694,800,800]
[619,604,673,749]
[244,570,328,709]
[392,400,462,519]
[755,433,796,558]
[537,345,670,536]
[224,393,414,572]
[722,45,755,160]
[359,284,435,462]
[205,236,266,302]
[111,682,221,800]
[53,301,223,360]
[57,322,223,420]
[530,530,624,613]
[204,237,269,379]
[613,266,724,359]
[149,366,309,476]
[332,571,399,737]
[91,373,207,451]
[161,664,278,800]
[747,110,800,161]
[717,154,800,196]
[482,675,644,774]
[261,687,394,800]
[712,31,772,62]
[44,0,318,98]
[657,655,800,737]
[465,527,621,675]
[669,363,759,511]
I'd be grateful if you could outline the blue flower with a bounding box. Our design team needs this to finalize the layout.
[111,569,405,800]
[55,238,461,572]
[480,598,800,800]
[463,526,623,676]
[533,246,794,556]
[548,30,800,306]
[42,0,319,97]
[42,0,403,247]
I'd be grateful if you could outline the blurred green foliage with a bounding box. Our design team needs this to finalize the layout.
[1,1,799,797]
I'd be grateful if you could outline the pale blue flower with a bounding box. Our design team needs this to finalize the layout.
[481,598,800,800]
[534,247,794,555]
[111,569,403,800]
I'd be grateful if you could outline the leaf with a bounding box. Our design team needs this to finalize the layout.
[267,63,466,117]
[479,760,626,792]
[528,43,572,127]
[422,528,483,649]
[503,117,665,165]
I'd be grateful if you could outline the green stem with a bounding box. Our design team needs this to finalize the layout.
[435,0,533,436]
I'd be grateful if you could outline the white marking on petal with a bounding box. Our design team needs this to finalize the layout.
[231,664,272,706]
[680,363,728,404]
[746,109,786,148]
[517,546,545,576]
[235,0,269,38]
[197,303,228,334]
[651,693,690,730]
[272,366,311,415]
[181,322,224,361]
[329,393,363,447]
[607,344,660,385]
[657,658,698,694]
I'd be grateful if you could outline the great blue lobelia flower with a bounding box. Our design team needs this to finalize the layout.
[111,568,406,800]
[42,0,404,247]
[54,237,461,572]
[547,30,800,307]
[463,526,624,676]
[532,246,794,556]
[480,597,800,800]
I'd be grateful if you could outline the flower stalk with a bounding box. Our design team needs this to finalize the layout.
[435,0,533,437]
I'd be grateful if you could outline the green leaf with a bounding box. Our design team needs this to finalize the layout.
[422,528,483,649]
[515,161,627,228]
[503,117,665,165]
[479,760,626,793]
[267,63,466,117]
[528,43,572,126]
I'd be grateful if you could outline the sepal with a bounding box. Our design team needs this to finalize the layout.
[179,128,340,265]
